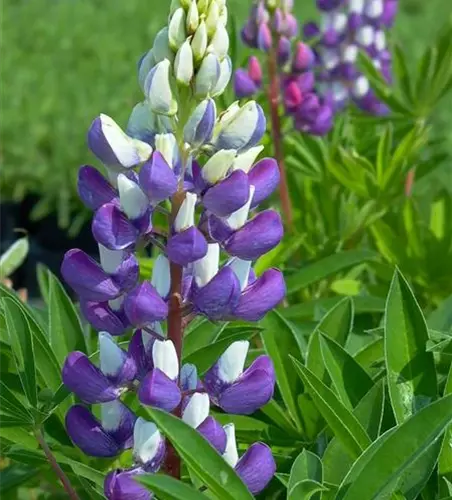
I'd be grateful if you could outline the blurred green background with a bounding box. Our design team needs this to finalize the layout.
[2,0,452,233]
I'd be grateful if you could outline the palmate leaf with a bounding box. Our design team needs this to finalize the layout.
[292,357,371,459]
[145,408,253,500]
[335,394,452,500]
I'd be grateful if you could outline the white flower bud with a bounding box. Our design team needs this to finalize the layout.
[168,8,187,51]
[155,133,178,168]
[170,0,183,16]
[219,5,228,26]
[174,39,194,86]
[153,340,179,380]
[211,55,232,96]
[226,185,255,230]
[145,59,178,116]
[197,0,209,15]
[184,98,216,147]
[207,21,229,60]
[205,0,220,37]
[232,145,264,173]
[174,192,197,232]
[117,174,149,220]
[153,28,174,64]
[195,53,221,96]
[186,1,199,34]
[193,243,220,287]
[201,149,237,184]
[192,21,208,61]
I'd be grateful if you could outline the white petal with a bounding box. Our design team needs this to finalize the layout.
[322,48,340,70]
[208,21,229,60]
[108,295,124,312]
[232,146,264,173]
[182,393,210,428]
[192,21,208,60]
[205,0,219,36]
[356,26,375,47]
[99,332,125,376]
[133,418,162,464]
[332,81,348,102]
[186,0,199,33]
[98,244,124,274]
[195,53,221,96]
[218,340,249,383]
[117,174,149,220]
[193,243,220,287]
[222,423,239,467]
[332,13,348,33]
[353,75,370,97]
[174,39,194,86]
[153,340,179,380]
[349,0,364,13]
[212,55,232,96]
[342,45,358,63]
[226,185,255,231]
[228,258,251,291]
[375,30,386,51]
[151,254,171,297]
[146,59,177,116]
[155,133,177,168]
[174,192,197,232]
[168,7,187,50]
[153,27,174,64]
[100,400,124,431]
[202,149,236,184]
[365,0,383,18]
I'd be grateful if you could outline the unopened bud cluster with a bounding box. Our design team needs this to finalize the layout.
[235,0,334,135]
[304,0,398,115]
[60,0,284,497]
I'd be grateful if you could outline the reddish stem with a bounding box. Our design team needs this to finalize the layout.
[266,40,294,230]
[163,190,186,479]
[405,168,416,197]
[35,427,80,500]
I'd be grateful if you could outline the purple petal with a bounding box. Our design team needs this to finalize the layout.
[292,42,315,73]
[277,37,291,66]
[218,356,275,414]
[128,330,155,380]
[248,57,262,86]
[62,352,119,403]
[105,469,151,500]
[224,210,283,260]
[124,282,169,328]
[234,269,286,322]
[61,249,121,301]
[192,266,241,321]
[203,170,250,217]
[197,416,227,454]
[235,442,276,494]
[167,227,208,266]
[296,71,315,93]
[66,405,121,457]
[92,203,139,250]
[78,165,119,211]
[248,158,280,208]
[80,299,129,336]
[139,152,178,204]
[257,23,272,52]
[138,368,181,412]
[204,214,235,243]
[303,21,320,39]
[191,160,208,195]
[112,253,140,292]
[234,69,259,99]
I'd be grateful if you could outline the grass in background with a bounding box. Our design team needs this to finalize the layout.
[1,0,451,232]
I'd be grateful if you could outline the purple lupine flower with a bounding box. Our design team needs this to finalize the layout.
[223,424,276,494]
[62,1,282,495]
[204,340,275,414]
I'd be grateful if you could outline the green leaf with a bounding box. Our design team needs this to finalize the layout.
[439,362,452,480]
[307,298,354,383]
[0,464,39,493]
[0,381,33,422]
[323,381,385,486]
[335,394,452,500]
[2,297,37,408]
[138,474,206,500]
[183,320,228,358]
[261,310,304,429]
[319,334,374,409]
[385,270,437,424]
[285,250,378,295]
[353,338,384,377]
[289,449,322,493]
[292,357,371,458]
[0,237,29,279]
[289,480,327,500]
[47,269,86,364]
[183,329,257,376]
[145,408,253,500]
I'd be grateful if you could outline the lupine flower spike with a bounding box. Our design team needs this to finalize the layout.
[61,0,285,497]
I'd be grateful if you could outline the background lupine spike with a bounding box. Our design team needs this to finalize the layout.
[60,0,283,497]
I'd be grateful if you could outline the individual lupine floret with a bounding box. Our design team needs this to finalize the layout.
[222,424,276,495]
[62,332,137,403]
[234,56,263,98]
[104,418,166,500]
[65,401,136,457]
[204,340,275,414]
